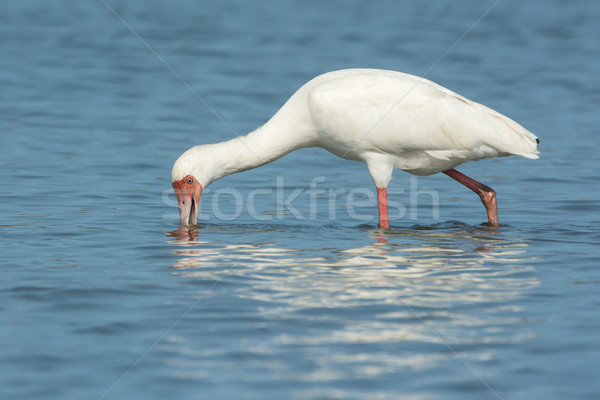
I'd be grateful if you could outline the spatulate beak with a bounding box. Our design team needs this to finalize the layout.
[172,177,203,226]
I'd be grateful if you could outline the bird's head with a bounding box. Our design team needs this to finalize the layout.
[171,147,205,226]
[172,174,202,226]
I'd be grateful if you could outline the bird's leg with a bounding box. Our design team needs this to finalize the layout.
[377,187,390,229]
[442,169,499,227]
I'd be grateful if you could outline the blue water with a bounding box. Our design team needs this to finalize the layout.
[1,1,600,399]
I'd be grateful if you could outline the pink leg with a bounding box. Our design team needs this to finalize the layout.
[442,169,499,227]
[377,187,389,229]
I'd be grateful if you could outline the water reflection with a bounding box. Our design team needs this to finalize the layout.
[165,225,539,377]
[166,225,538,311]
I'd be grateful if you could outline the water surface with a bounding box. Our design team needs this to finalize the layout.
[1,1,599,399]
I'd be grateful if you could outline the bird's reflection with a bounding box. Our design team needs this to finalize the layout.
[165,224,539,369]
[167,228,199,243]
[166,224,538,306]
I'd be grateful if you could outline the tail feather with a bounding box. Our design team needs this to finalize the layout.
[486,109,540,159]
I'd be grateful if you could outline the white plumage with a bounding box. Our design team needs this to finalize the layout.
[172,69,539,228]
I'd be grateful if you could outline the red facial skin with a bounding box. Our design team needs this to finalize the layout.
[172,175,203,226]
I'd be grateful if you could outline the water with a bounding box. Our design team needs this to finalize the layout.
[1,1,599,399]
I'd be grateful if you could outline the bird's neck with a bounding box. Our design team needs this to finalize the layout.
[202,110,318,185]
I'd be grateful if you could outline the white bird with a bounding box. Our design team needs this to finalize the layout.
[172,69,539,229]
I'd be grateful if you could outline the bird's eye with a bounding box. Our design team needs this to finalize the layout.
[186,177,194,185]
